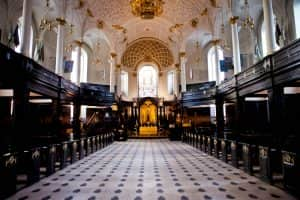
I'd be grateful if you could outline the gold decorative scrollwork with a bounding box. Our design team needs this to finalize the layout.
[243,145,249,153]
[231,142,236,150]
[259,148,268,158]
[50,146,56,153]
[32,150,40,159]
[5,155,17,167]
[282,152,295,166]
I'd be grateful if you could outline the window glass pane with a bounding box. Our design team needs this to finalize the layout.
[294,0,300,38]
[138,65,157,97]
[71,49,78,83]
[207,46,224,82]
[167,71,174,95]
[80,49,88,83]
[121,71,128,96]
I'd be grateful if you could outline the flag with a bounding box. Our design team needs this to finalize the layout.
[13,24,20,47]
[220,60,227,72]
[224,57,233,70]
[64,60,74,73]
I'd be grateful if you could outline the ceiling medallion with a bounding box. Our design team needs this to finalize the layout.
[130,0,164,19]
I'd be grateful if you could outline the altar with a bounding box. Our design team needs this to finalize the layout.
[139,126,158,135]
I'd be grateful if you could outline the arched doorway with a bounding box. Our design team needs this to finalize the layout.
[138,64,158,97]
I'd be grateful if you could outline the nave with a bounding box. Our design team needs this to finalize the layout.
[10,140,296,200]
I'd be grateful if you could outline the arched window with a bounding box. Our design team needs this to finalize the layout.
[207,46,224,83]
[294,0,300,38]
[14,17,34,57]
[121,70,128,96]
[138,65,158,97]
[71,47,88,83]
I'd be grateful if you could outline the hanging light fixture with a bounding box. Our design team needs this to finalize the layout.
[39,0,68,32]
[130,0,164,19]
[241,0,254,30]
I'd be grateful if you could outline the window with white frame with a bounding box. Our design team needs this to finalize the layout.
[167,70,175,95]
[121,70,128,96]
[207,46,224,82]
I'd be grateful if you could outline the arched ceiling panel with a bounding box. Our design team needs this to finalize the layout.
[122,38,174,69]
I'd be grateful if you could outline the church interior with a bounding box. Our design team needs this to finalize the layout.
[0,0,299,199]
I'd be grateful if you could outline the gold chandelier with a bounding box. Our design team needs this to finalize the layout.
[130,0,164,19]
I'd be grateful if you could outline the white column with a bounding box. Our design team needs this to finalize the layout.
[116,65,121,96]
[75,46,81,84]
[20,0,32,57]
[174,64,180,96]
[80,105,87,121]
[214,43,220,84]
[230,16,242,74]
[263,0,277,54]
[109,53,117,93]
[180,52,187,92]
[55,23,65,75]
[55,0,66,75]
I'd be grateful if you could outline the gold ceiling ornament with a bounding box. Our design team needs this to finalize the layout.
[229,16,239,24]
[110,52,117,58]
[73,39,84,47]
[86,8,94,18]
[169,24,183,33]
[130,0,164,19]
[168,36,175,43]
[179,52,186,57]
[209,0,217,7]
[112,24,127,33]
[74,0,85,9]
[200,8,208,16]
[96,20,104,29]
[190,18,198,28]
[211,39,221,46]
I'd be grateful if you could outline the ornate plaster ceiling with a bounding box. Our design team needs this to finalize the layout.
[62,0,229,53]
[30,0,263,61]
[121,38,174,69]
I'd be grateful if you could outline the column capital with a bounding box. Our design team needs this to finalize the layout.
[74,40,83,47]
[179,52,186,57]
[211,39,221,46]
[116,64,121,68]
[56,17,66,25]
[229,16,239,24]
[110,52,117,58]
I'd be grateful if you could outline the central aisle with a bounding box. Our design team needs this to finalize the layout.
[11,139,296,200]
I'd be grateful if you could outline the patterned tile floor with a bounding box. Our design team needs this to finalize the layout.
[9,139,297,200]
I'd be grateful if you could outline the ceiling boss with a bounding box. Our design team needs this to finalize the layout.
[130,0,164,19]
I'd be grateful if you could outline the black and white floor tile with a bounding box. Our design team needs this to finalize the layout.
[9,139,297,200]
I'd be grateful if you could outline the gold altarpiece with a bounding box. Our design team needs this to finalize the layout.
[139,98,158,135]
